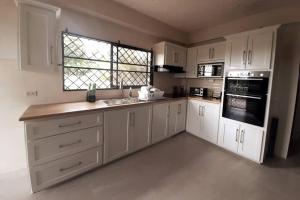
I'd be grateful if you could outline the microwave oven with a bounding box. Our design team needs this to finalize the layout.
[197,62,224,77]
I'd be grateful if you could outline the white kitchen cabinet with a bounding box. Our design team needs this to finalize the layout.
[186,100,201,137]
[196,42,225,63]
[153,41,187,68]
[168,100,187,136]
[152,102,169,143]
[186,47,198,78]
[186,99,220,144]
[237,125,264,162]
[18,1,60,70]
[246,30,274,70]
[218,119,264,162]
[128,106,152,152]
[226,26,278,70]
[104,109,129,163]
[218,119,240,153]
[175,100,187,133]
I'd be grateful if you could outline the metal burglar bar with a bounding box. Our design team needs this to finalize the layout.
[62,32,152,91]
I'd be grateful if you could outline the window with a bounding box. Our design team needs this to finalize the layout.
[62,32,152,90]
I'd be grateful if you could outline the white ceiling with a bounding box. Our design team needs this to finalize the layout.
[113,0,299,32]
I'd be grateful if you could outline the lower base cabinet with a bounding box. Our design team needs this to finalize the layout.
[218,119,264,162]
[152,100,187,143]
[104,105,152,164]
[186,99,220,144]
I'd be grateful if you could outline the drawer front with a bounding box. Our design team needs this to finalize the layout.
[30,147,102,192]
[26,113,103,140]
[28,127,103,166]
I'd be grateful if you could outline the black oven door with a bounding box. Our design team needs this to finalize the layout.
[222,77,269,127]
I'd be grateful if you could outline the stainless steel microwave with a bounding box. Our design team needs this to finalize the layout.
[197,62,224,77]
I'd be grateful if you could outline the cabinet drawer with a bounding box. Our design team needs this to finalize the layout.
[26,113,103,140]
[30,147,102,192]
[28,127,103,166]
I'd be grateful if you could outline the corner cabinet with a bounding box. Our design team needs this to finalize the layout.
[218,119,264,163]
[225,26,278,70]
[17,1,60,71]
[104,105,152,164]
[153,41,187,68]
[186,99,220,144]
[152,100,187,143]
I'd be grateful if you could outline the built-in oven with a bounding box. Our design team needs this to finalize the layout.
[222,71,270,127]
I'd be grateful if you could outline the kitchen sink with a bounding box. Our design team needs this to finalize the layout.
[103,98,140,106]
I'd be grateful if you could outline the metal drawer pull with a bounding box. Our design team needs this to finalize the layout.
[198,105,201,116]
[235,129,239,142]
[59,139,82,148]
[178,104,182,114]
[50,46,53,65]
[59,161,82,172]
[248,50,252,65]
[58,121,82,128]
[240,130,245,143]
[242,50,246,64]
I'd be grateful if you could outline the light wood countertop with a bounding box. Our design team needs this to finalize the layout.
[19,96,221,121]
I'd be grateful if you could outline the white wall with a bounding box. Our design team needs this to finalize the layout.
[0,1,177,174]
[188,4,300,44]
[270,23,300,158]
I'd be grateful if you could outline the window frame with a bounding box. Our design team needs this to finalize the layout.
[61,31,153,91]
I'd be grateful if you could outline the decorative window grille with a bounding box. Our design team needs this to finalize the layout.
[62,32,152,91]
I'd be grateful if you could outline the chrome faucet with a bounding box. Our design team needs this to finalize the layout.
[119,77,124,98]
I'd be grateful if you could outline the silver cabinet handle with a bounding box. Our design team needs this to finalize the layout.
[129,112,135,126]
[212,48,215,59]
[209,48,211,59]
[240,129,245,143]
[59,139,82,148]
[50,45,53,65]
[178,104,182,114]
[242,50,247,65]
[59,161,82,172]
[235,128,239,142]
[198,105,202,116]
[58,121,82,128]
[248,50,252,65]
[202,106,205,116]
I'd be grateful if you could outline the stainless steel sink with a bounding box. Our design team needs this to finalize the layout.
[103,98,140,106]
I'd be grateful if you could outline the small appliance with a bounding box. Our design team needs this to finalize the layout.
[190,87,208,97]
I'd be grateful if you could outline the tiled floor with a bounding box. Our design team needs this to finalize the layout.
[1,133,300,200]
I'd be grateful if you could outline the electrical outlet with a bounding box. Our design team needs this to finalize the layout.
[26,90,38,97]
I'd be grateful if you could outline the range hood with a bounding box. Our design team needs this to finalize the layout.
[154,65,185,73]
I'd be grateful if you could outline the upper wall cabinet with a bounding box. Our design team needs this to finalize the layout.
[153,42,187,69]
[196,42,225,64]
[17,1,61,71]
[186,47,198,78]
[225,26,279,70]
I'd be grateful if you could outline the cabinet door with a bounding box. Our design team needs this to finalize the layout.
[128,106,152,152]
[201,103,220,144]
[211,42,225,61]
[104,109,129,163]
[238,125,264,162]
[227,35,248,69]
[19,4,57,70]
[168,103,177,136]
[246,30,274,70]
[197,45,210,63]
[186,100,201,137]
[186,47,198,78]
[152,103,169,143]
[175,100,187,133]
[219,119,240,153]
[165,43,186,68]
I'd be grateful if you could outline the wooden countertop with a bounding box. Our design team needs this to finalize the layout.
[19,97,221,121]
